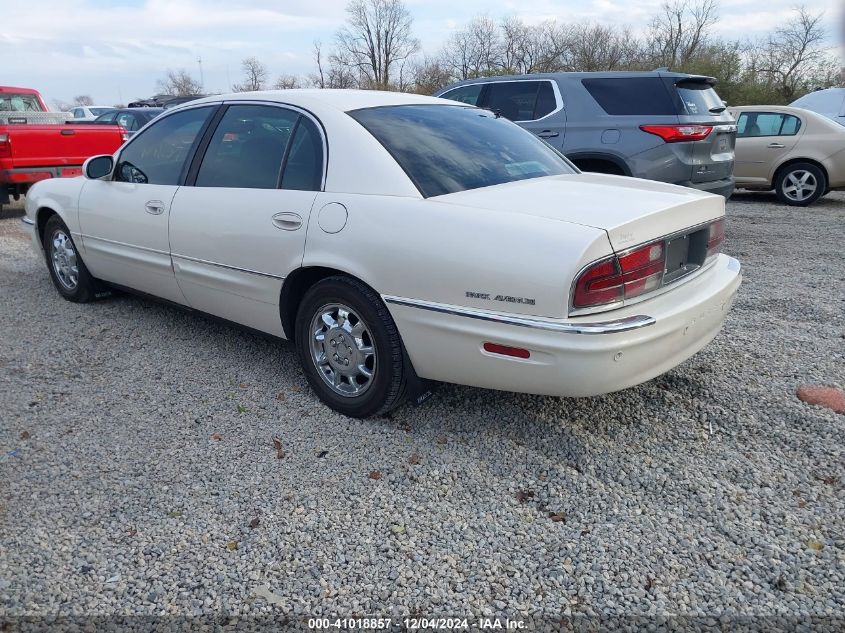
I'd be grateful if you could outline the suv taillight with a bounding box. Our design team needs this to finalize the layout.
[0,133,10,158]
[640,124,713,142]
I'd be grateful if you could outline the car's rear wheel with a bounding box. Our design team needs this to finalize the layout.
[775,163,826,206]
[295,276,407,418]
[42,215,97,303]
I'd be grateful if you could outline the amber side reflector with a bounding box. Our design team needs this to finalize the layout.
[483,342,530,359]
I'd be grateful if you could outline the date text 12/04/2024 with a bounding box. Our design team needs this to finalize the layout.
[307,618,526,629]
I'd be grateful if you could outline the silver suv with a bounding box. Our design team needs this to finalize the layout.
[435,71,737,198]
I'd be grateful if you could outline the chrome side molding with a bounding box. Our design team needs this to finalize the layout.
[383,295,656,335]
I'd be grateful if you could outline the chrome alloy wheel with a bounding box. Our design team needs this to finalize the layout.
[50,230,79,290]
[782,170,818,203]
[309,303,376,397]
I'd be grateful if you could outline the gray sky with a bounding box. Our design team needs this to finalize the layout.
[2,0,842,107]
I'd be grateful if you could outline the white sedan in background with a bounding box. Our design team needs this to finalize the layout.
[23,90,741,418]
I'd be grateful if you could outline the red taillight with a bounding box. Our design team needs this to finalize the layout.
[483,342,531,359]
[0,132,10,158]
[707,218,725,259]
[640,124,713,143]
[573,240,666,309]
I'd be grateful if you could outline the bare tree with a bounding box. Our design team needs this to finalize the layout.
[310,40,328,89]
[334,0,420,89]
[156,69,203,96]
[563,23,642,71]
[755,5,836,101]
[409,55,452,94]
[441,14,501,80]
[73,95,94,106]
[647,0,719,69]
[233,56,268,92]
[273,74,301,89]
[53,99,72,112]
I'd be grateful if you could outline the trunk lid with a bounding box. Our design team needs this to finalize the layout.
[1,124,125,169]
[431,172,724,252]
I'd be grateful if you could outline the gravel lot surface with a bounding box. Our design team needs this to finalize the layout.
[1,193,843,624]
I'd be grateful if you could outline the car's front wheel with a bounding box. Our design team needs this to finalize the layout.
[775,163,826,206]
[42,215,99,303]
[295,276,407,418]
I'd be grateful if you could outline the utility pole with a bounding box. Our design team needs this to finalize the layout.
[197,56,205,93]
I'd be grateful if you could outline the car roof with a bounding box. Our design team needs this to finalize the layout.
[181,89,452,114]
[437,70,714,90]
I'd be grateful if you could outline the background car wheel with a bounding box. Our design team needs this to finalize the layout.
[775,163,826,207]
[295,276,407,418]
[42,215,98,303]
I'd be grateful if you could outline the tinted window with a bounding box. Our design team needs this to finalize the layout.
[675,81,724,115]
[350,105,575,198]
[281,117,323,191]
[196,105,298,189]
[582,77,676,115]
[484,81,543,121]
[737,112,801,137]
[534,81,557,118]
[116,106,212,185]
[440,84,483,106]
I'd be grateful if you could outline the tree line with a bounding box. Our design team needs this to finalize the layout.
[155,0,841,106]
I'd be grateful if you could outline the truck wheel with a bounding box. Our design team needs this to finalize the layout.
[775,163,826,207]
[42,215,98,303]
[295,276,408,418]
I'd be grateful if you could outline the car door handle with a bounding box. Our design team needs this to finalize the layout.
[272,212,302,231]
[144,200,165,215]
[767,142,785,149]
[537,130,559,138]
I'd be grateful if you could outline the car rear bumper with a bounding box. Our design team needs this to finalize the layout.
[680,177,735,198]
[385,254,741,397]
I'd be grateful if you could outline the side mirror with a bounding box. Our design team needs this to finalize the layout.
[84,155,114,180]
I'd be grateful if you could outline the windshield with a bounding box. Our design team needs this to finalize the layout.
[349,104,575,197]
[676,81,725,115]
[0,93,44,112]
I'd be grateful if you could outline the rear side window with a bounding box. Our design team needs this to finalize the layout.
[349,104,575,198]
[280,117,324,191]
[737,112,801,137]
[483,81,553,121]
[440,84,483,106]
[582,78,676,116]
[0,94,43,112]
[196,105,298,189]
[116,106,213,185]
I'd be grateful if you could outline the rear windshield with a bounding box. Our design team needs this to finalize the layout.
[675,81,724,115]
[349,105,575,198]
[0,93,43,112]
[89,107,113,116]
[582,77,724,116]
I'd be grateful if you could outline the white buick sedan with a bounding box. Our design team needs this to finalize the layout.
[23,90,741,417]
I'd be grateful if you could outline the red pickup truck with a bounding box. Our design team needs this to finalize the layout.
[0,86,126,211]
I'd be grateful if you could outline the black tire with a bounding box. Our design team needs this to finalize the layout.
[775,162,826,207]
[42,214,98,303]
[294,276,407,418]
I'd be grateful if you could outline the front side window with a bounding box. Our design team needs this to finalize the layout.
[116,106,213,185]
[440,84,483,106]
[483,81,546,121]
[195,105,299,189]
[350,104,575,198]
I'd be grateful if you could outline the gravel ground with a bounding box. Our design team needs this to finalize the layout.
[1,192,843,626]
